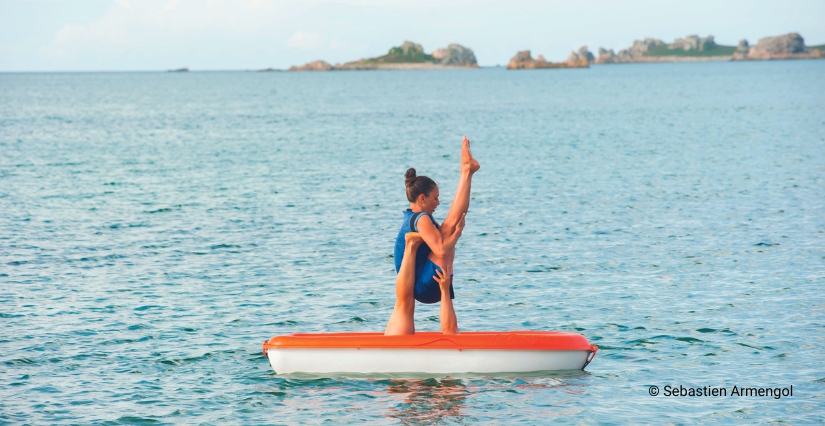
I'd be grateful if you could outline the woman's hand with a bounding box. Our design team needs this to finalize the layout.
[434,264,453,292]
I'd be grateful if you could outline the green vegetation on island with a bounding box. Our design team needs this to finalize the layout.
[645,44,737,57]
[288,41,478,71]
[379,45,434,64]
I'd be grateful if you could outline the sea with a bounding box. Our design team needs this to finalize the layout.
[1,61,824,424]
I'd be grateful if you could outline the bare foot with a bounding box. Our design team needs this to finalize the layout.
[461,136,480,173]
[405,232,424,248]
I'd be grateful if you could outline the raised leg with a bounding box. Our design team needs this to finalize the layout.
[385,233,423,335]
[439,136,480,238]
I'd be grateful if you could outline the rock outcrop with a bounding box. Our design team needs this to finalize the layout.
[749,33,804,56]
[564,46,595,67]
[669,35,716,51]
[577,46,595,63]
[733,33,824,60]
[629,38,665,57]
[431,44,478,66]
[749,33,823,59]
[507,50,588,69]
[288,60,334,71]
[597,47,616,63]
[593,38,666,63]
[594,35,735,63]
[397,41,424,57]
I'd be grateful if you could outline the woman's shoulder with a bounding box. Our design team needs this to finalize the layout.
[425,213,440,228]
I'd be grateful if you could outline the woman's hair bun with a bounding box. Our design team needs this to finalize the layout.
[404,168,437,202]
[405,168,417,187]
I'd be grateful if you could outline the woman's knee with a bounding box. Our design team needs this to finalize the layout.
[395,293,415,308]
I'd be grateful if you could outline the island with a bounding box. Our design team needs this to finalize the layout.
[506,50,589,69]
[288,41,478,71]
[275,32,823,72]
[590,33,824,64]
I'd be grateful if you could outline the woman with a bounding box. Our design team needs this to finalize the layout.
[385,136,480,335]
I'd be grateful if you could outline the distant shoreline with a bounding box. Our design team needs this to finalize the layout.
[3,59,825,74]
[283,33,824,72]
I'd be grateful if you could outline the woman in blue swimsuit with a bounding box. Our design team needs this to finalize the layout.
[385,136,480,335]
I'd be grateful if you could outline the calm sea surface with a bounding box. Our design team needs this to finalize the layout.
[1,61,824,424]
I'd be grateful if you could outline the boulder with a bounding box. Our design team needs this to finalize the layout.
[671,35,699,51]
[288,60,333,71]
[669,35,716,51]
[508,50,534,67]
[431,44,478,66]
[629,38,665,56]
[616,48,632,61]
[566,51,581,63]
[513,50,533,62]
[737,39,749,53]
[399,41,424,56]
[578,46,595,62]
[595,47,617,64]
[748,33,805,58]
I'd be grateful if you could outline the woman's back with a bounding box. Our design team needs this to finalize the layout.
[394,210,438,274]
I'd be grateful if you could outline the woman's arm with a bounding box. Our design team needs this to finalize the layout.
[434,265,459,335]
[415,213,464,259]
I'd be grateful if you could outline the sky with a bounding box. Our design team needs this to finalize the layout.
[1,0,824,71]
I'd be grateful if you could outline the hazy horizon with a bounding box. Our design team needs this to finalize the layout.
[2,0,824,72]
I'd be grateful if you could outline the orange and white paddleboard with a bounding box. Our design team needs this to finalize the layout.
[262,331,598,375]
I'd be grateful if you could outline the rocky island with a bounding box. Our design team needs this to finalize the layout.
[277,32,822,72]
[288,41,478,71]
[288,61,333,71]
[590,32,823,64]
[734,33,824,60]
[506,48,590,69]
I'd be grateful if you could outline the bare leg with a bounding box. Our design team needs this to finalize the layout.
[385,233,423,335]
[440,136,480,237]
[429,137,478,268]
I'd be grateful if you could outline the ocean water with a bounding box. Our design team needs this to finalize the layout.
[1,61,824,424]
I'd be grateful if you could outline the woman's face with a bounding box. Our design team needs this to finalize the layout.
[420,187,440,215]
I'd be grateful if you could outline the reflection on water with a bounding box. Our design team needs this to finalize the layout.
[382,375,593,423]
[258,374,592,424]
[386,378,471,424]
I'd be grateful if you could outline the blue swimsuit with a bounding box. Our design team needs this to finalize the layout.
[394,210,455,304]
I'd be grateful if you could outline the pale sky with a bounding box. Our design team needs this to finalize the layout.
[1,0,824,71]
